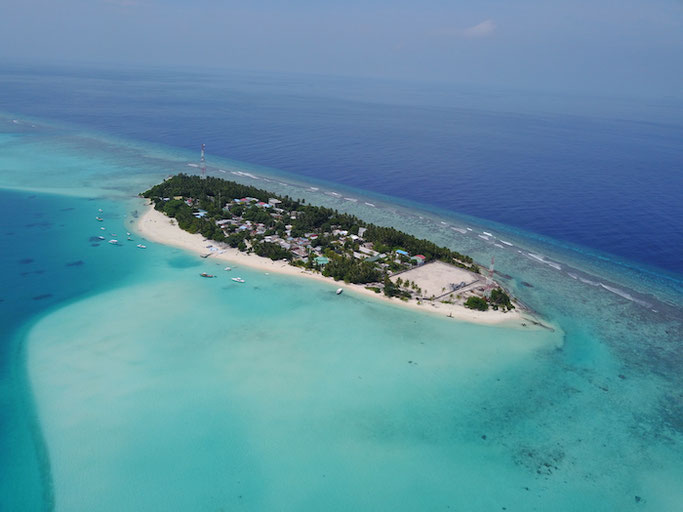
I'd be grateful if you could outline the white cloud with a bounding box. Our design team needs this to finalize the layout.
[461,19,497,38]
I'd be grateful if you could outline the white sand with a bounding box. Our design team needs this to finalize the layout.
[392,260,484,299]
[135,203,529,327]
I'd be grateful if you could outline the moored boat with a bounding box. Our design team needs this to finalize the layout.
[200,272,216,278]
[95,216,103,221]
[336,288,343,295]
[231,277,245,283]
[108,239,118,245]
[136,244,146,249]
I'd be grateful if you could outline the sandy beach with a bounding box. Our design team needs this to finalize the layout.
[135,203,532,327]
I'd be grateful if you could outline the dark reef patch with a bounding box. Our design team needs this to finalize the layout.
[66,260,85,267]
[19,258,34,264]
[32,294,53,301]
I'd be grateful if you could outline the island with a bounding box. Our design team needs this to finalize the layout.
[139,174,524,325]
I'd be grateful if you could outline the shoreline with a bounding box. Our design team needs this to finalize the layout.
[135,202,538,328]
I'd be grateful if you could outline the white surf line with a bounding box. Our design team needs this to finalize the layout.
[440,221,448,225]
[572,274,652,307]
[218,169,227,173]
[466,227,472,231]
[451,227,467,234]
[500,240,513,246]
[482,231,493,237]
[234,170,260,180]
[308,187,319,191]
[527,252,562,270]
[494,243,505,248]
[364,202,376,207]
[478,235,490,240]
[325,191,341,197]
[187,163,199,168]
[343,197,358,202]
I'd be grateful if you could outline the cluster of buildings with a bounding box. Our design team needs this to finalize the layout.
[210,196,428,270]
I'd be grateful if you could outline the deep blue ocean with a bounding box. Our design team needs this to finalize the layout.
[1,64,681,276]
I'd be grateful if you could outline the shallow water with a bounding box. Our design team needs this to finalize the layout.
[0,101,681,510]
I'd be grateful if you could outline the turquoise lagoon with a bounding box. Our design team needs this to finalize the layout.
[1,115,682,510]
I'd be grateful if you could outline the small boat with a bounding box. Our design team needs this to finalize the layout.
[136,244,146,249]
[200,272,216,278]
[97,235,105,240]
[232,277,245,283]
[110,233,117,237]
[127,237,133,241]
[100,227,106,230]
[126,232,131,236]
[108,239,118,245]
[336,288,343,295]
[95,217,103,221]
[224,266,231,271]
[98,209,103,213]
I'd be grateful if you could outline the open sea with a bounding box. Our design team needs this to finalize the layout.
[0,64,681,511]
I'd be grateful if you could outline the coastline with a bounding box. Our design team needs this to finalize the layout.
[135,202,535,328]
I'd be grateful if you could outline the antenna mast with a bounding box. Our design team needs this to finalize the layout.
[200,143,206,179]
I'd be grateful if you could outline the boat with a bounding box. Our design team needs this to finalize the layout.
[231,277,245,283]
[200,272,216,278]
[100,227,106,230]
[97,236,105,240]
[95,216,103,221]
[127,237,133,241]
[98,209,103,213]
[136,244,146,249]
[336,288,343,295]
[224,266,231,271]
[108,239,118,245]
[126,232,131,236]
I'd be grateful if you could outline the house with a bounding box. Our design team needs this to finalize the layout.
[412,254,426,265]
[291,247,308,259]
[358,227,367,238]
[315,256,330,266]
[359,246,378,257]
[268,198,282,206]
[396,249,409,257]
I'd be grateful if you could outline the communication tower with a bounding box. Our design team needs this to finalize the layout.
[200,143,206,179]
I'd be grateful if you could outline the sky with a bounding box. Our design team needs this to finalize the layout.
[1,0,682,97]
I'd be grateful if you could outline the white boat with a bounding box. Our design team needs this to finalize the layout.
[232,277,245,283]
[336,288,343,295]
[136,244,146,249]
[108,239,118,245]
[126,232,131,236]
[97,236,105,240]
[98,209,103,213]
[95,216,103,221]
[224,266,231,271]
[100,227,106,230]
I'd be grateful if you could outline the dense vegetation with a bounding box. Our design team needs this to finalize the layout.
[143,174,479,271]
[141,174,512,306]
[490,288,515,311]
[464,296,489,311]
